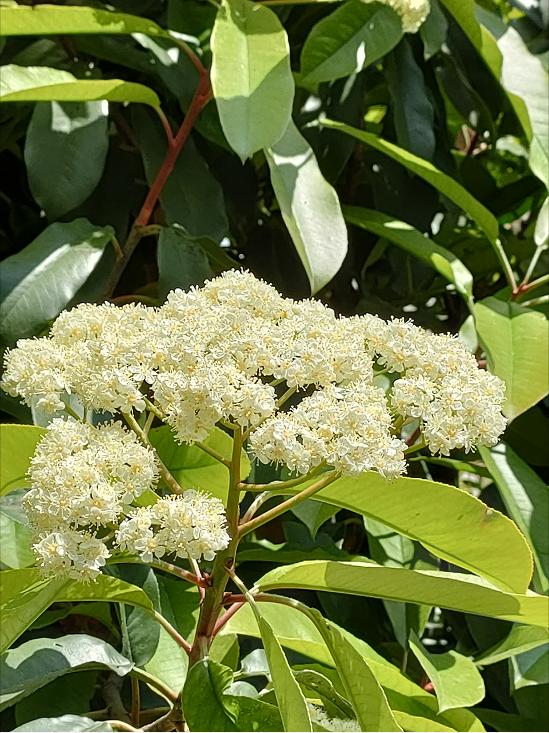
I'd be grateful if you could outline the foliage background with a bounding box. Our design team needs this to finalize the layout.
[0,0,548,731]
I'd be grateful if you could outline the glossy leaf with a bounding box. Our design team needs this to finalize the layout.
[479,442,549,594]
[0,65,160,107]
[408,630,485,712]
[476,625,549,666]
[266,119,348,293]
[0,635,132,711]
[0,219,113,345]
[157,228,212,302]
[0,5,167,38]
[510,645,549,690]
[420,0,448,59]
[475,297,549,420]
[0,569,152,652]
[257,560,549,626]
[299,1,402,84]
[321,118,499,243]
[0,492,34,570]
[211,0,294,159]
[266,471,533,593]
[24,102,109,221]
[308,609,402,731]
[182,659,238,732]
[0,425,44,496]
[13,716,112,732]
[344,206,473,304]
[148,425,250,503]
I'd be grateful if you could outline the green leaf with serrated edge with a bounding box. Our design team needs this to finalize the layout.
[13,715,113,732]
[0,4,168,37]
[479,442,549,594]
[245,472,533,593]
[256,561,548,627]
[0,634,132,711]
[256,613,312,731]
[299,1,402,84]
[182,659,238,731]
[25,102,109,221]
[320,118,499,243]
[265,119,347,293]
[409,630,485,712]
[0,425,44,496]
[221,603,483,732]
[344,206,473,304]
[0,65,160,107]
[148,425,250,503]
[0,219,113,345]
[308,609,402,731]
[476,626,549,666]
[211,0,294,159]
[475,298,549,421]
[0,569,152,652]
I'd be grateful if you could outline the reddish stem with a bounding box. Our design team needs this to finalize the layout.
[212,601,246,637]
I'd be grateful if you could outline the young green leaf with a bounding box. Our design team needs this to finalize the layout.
[211,0,294,159]
[265,119,348,293]
[299,1,402,84]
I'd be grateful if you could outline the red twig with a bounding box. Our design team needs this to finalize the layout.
[212,601,245,637]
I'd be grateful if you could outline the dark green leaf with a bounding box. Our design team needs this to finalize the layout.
[157,227,212,301]
[182,659,238,732]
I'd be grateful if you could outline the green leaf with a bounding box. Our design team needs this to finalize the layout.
[510,645,549,690]
[408,630,485,712]
[222,695,283,732]
[344,207,473,304]
[534,197,548,249]
[257,560,549,627]
[385,39,435,160]
[0,569,152,652]
[290,500,338,540]
[439,0,502,78]
[393,711,456,732]
[0,219,114,345]
[294,669,354,720]
[321,118,499,243]
[182,659,238,731]
[24,102,109,221]
[0,4,167,38]
[0,634,132,711]
[308,609,402,731]
[265,119,347,293]
[256,613,312,731]
[269,472,533,594]
[0,492,34,570]
[222,603,483,732]
[474,297,549,420]
[299,1,402,85]
[479,442,549,594]
[0,65,160,108]
[476,625,549,666]
[420,0,448,59]
[132,108,228,240]
[117,566,161,668]
[211,0,294,159]
[0,425,44,496]
[14,716,112,732]
[148,425,250,503]
[157,228,213,302]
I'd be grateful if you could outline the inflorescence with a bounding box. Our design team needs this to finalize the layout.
[2,270,506,580]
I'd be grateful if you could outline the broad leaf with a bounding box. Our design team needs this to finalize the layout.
[510,645,549,690]
[211,0,294,159]
[0,492,34,570]
[257,561,549,626]
[266,119,348,293]
[476,625,549,666]
[420,0,448,59]
[0,569,152,652]
[475,297,549,420]
[148,425,250,503]
[0,425,44,496]
[321,118,499,244]
[25,102,109,221]
[408,630,485,712]
[0,65,160,108]
[344,206,473,305]
[157,228,212,301]
[0,219,114,345]
[182,659,238,731]
[0,635,132,711]
[13,716,112,732]
[262,472,533,593]
[299,1,402,84]
[0,4,167,38]
[479,442,549,594]
[308,609,402,731]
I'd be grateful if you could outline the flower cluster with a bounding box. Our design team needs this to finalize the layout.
[364,0,430,33]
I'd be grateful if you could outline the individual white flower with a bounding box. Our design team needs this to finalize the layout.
[33,529,110,582]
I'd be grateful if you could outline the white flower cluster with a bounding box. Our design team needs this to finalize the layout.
[364,0,430,32]
[2,270,506,485]
[116,492,230,563]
